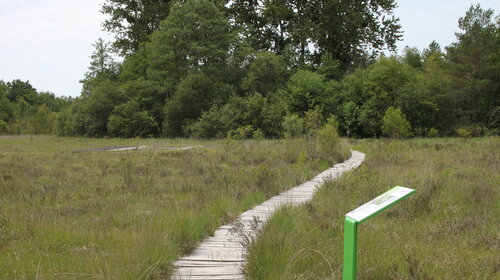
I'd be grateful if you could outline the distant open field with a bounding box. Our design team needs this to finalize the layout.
[245,137,499,280]
[0,136,349,279]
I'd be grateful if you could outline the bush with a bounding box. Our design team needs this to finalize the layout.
[427,127,439,137]
[108,99,158,137]
[317,115,340,154]
[253,129,264,139]
[0,120,8,134]
[163,74,216,137]
[228,125,254,139]
[187,92,288,138]
[282,114,304,138]
[381,106,412,138]
[304,107,324,136]
[287,70,327,115]
[242,52,288,95]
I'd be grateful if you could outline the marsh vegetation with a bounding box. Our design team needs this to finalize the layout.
[245,137,499,280]
[0,136,348,279]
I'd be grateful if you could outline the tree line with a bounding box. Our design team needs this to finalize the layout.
[0,80,71,135]
[1,1,498,138]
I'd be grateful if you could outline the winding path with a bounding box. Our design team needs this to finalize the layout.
[171,150,365,280]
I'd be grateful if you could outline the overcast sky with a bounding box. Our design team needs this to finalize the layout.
[0,0,499,97]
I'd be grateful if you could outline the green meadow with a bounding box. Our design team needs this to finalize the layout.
[0,136,348,279]
[245,137,499,280]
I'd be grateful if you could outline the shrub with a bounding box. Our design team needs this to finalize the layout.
[108,99,158,137]
[304,107,324,136]
[0,120,8,134]
[253,129,264,139]
[427,127,439,137]
[163,74,216,137]
[228,125,254,139]
[381,106,412,138]
[187,92,288,139]
[287,70,327,115]
[242,52,288,95]
[317,115,340,154]
[282,114,304,138]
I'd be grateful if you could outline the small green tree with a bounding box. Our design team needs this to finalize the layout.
[287,70,327,115]
[381,106,412,138]
[317,115,340,152]
[108,99,158,137]
[241,52,288,95]
[282,114,304,138]
[163,73,216,137]
[0,120,8,134]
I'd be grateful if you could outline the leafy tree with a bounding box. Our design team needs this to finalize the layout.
[286,70,327,115]
[423,41,442,59]
[318,52,343,80]
[446,4,499,126]
[340,101,360,137]
[78,80,124,137]
[241,52,288,95]
[84,38,119,80]
[163,73,217,137]
[340,56,416,137]
[402,46,423,69]
[313,0,402,68]
[396,78,438,135]
[101,0,174,56]
[148,0,232,91]
[187,92,288,138]
[381,106,412,138]
[12,97,30,134]
[0,82,13,122]
[317,115,340,154]
[0,120,8,134]
[229,0,401,68]
[6,80,38,104]
[31,105,51,135]
[282,113,304,138]
[108,98,158,137]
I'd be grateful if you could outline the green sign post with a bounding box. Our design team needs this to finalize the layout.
[342,186,415,280]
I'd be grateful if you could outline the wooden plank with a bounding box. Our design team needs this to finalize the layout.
[170,150,365,279]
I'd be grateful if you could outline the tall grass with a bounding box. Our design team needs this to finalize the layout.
[0,136,349,279]
[245,137,499,280]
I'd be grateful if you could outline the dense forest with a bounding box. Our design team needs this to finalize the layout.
[0,1,498,138]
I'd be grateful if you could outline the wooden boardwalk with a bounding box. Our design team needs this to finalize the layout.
[171,150,365,280]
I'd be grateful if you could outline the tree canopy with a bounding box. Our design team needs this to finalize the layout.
[7,2,498,138]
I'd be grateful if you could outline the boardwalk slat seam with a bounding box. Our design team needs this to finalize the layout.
[171,150,365,280]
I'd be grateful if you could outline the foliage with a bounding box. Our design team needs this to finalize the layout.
[108,98,158,137]
[287,70,327,115]
[446,4,499,127]
[317,115,340,154]
[0,120,8,134]
[101,0,173,55]
[83,38,119,81]
[148,0,232,89]
[228,0,402,68]
[246,138,499,280]
[8,3,497,139]
[382,106,412,138]
[0,137,349,278]
[241,52,288,95]
[228,125,254,140]
[162,73,218,137]
[187,92,288,138]
[282,114,304,138]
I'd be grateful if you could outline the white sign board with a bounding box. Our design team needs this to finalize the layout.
[346,186,414,222]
